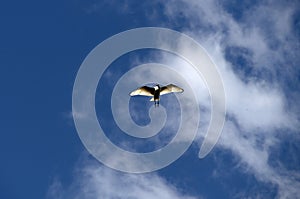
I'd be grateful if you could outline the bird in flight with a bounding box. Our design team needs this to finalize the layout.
[130,84,184,107]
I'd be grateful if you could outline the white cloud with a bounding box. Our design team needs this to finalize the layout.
[158,0,300,198]
[46,157,199,199]
[69,0,300,198]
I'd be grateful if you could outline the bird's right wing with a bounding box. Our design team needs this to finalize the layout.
[129,86,154,96]
[160,84,184,95]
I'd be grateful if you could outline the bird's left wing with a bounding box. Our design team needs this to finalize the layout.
[130,86,154,96]
[160,84,184,95]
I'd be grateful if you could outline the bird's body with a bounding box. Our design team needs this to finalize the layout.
[130,84,184,107]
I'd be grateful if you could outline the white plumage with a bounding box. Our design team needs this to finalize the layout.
[130,84,184,107]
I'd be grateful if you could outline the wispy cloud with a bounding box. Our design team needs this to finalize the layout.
[159,0,300,198]
[46,155,199,199]
[67,0,300,198]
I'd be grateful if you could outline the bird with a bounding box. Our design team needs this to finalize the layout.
[129,84,184,107]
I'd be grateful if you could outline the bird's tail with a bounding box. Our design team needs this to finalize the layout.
[155,99,159,107]
[150,98,159,107]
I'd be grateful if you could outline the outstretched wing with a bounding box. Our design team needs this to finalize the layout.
[160,84,184,95]
[130,86,154,96]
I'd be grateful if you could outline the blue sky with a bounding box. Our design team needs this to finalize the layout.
[1,0,300,198]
